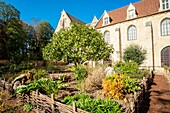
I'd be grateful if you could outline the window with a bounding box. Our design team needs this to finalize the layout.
[162,0,169,10]
[104,31,110,44]
[128,26,137,40]
[128,10,135,19]
[161,18,170,36]
[104,17,109,25]
[161,46,170,66]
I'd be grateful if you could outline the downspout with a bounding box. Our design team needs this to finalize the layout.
[151,23,155,71]
[119,28,122,61]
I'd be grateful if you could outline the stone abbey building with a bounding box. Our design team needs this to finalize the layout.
[55,0,170,70]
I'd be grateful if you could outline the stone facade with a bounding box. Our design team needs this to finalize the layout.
[55,0,170,70]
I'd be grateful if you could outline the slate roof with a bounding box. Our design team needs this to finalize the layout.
[96,0,160,29]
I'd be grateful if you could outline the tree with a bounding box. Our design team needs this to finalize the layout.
[22,22,37,60]
[0,1,20,23]
[43,23,113,65]
[35,21,54,60]
[123,44,147,65]
[0,2,27,63]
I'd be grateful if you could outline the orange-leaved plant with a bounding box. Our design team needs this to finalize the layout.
[102,73,125,100]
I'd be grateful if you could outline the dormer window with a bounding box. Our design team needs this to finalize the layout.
[104,17,109,25]
[126,3,137,20]
[102,10,110,26]
[162,0,169,10]
[128,10,135,19]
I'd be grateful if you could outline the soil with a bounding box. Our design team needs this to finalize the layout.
[141,75,170,113]
[1,74,170,113]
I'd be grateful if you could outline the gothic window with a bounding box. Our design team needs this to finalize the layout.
[128,25,137,41]
[104,31,110,44]
[162,0,169,10]
[161,18,170,36]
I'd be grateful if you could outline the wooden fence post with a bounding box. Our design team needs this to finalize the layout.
[36,90,39,109]
[51,93,54,113]
[73,101,77,113]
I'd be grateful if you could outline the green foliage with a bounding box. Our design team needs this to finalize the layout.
[123,44,147,65]
[0,62,34,75]
[114,61,139,76]
[14,78,68,96]
[62,94,122,113]
[31,69,47,80]
[123,77,141,93]
[0,1,20,22]
[35,21,54,60]
[24,104,32,112]
[43,23,113,64]
[70,65,87,80]
[114,61,151,79]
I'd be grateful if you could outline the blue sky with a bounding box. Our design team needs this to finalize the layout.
[3,0,139,29]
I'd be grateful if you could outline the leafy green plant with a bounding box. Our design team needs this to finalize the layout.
[62,93,122,113]
[14,78,68,96]
[24,104,33,112]
[123,77,141,93]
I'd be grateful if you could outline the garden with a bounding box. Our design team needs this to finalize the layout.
[0,3,154,111]
[0,59,153,113]
[0,22,154,112]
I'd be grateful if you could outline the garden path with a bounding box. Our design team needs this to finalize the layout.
[143,75,170,113]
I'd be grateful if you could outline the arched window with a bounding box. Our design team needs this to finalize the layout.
[161,46,170,66]
[128,25,137,41]
[161,18,170,36]
[162,0,169,10]
[104,31,110,44]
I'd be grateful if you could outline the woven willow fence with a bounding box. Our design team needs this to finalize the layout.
[19,90,89,113]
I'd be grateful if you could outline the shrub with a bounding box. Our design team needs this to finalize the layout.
[123,44,147,65]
